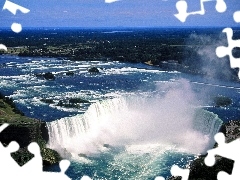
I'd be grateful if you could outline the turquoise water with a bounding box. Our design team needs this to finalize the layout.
[0,55,240,179]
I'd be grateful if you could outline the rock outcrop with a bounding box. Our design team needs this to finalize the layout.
[57,98,90,108]
[213,96,232,107]
[35,72,55,80]
[88,67,99,73]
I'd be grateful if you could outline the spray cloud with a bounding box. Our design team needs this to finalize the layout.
[183,31,237,81]
[47,79,221,157]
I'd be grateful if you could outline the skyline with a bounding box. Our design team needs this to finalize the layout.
[0,0,240,29]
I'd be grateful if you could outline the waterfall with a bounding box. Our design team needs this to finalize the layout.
[47,96,223,157]
[193,109,222,137]
[47,98,132,155]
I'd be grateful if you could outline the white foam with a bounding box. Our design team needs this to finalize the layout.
[125,143,172,155]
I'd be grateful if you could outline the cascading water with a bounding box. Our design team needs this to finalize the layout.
[47,94,223,159]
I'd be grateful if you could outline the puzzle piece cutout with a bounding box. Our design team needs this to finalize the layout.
[0,123,75,180]
[0,1,30,51]
[216,27,240,79]
[155,177,165,180]
[0,139,20,175]
[155,165,190,180]
[2,0,30,33]
[205,132,240,180]
[81,175,93,180]
[233,11,240,23]
[175,0,227,22]
[0,44,7,51]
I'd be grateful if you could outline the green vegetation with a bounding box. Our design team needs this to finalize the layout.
[2,29,186,65]
[0,28,239,80]
[0,93,25,121]
[0,92,61,166]
[0,101,6,108]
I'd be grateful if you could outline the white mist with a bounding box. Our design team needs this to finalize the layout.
[47,79,222,158]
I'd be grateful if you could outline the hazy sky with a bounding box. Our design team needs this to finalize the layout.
[0,0,240,28]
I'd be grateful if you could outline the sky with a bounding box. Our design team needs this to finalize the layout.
[0,0,240,28]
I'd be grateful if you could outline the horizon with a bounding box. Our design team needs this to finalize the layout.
[1,26,240,30]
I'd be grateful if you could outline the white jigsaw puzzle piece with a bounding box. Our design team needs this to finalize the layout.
[155,165,190,180]
[0,124,21,177]
[34,160,71,180]
[205,132,240,180]
[155,177,166,180]
[2,0,30,33]
[0,141,20,172]
[216,28,240,79]
[0,123,9,132]
[175,0,227,22]
[81,175,93,180]
[11,23,22,33]
[171,165,190,180]
[0,44,8,51]
[2,0,30,15]
[36,171,71,180]
[21,142,42,173]
[0,123,75,179]
[233,11,240,23]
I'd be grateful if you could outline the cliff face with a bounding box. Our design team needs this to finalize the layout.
[0,93,61,166]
